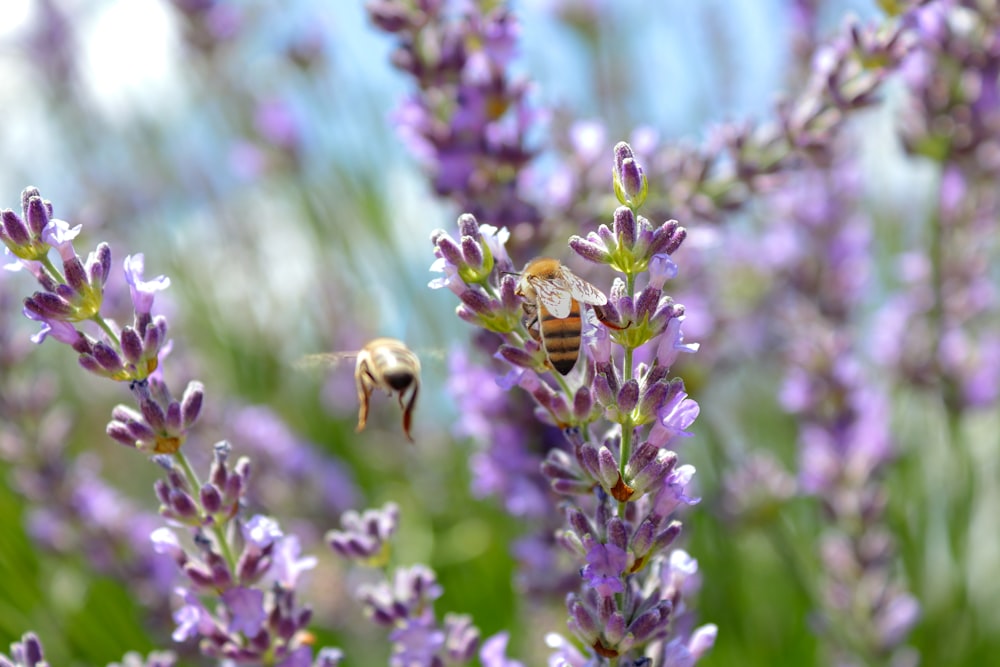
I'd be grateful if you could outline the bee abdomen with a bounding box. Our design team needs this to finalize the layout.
[541,311,582,375]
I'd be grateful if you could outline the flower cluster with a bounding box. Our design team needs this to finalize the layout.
[0,632,175,667]
[1,188,203,457]
[158,512,326,663]
[879,1,1000,411]
[540,5,925,234]
[326,502,521,666]
[746,156,921,664]
[1,187,345,665]
[367,0,543,240]
[430,142,714,663]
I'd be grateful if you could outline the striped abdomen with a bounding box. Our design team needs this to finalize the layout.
[540,298,582,375]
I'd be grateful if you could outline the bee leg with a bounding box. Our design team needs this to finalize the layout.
[595,306,631,331]
[355,361,375,432]
[398,382,419,443]
[522,305,542,343]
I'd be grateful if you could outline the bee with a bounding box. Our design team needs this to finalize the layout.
[298,338,421,442]
[516,257,608,375]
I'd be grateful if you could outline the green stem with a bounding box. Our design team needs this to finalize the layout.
[174,450,238,573]
[90,314,121,348]
[617,272,638,517]
[38,254,65,286]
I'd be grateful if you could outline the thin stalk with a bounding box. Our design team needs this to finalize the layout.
[617,271,638,517]
[175,449,238,573]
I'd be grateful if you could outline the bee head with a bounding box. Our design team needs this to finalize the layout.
[383,370,415,391]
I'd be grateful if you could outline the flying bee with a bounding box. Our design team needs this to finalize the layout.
[516,257,608,375]
[297,338,421,442]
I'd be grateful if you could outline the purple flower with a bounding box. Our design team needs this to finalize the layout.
[647,390,700,449]
[254,97,300,150]
[23,306,80,345]
[479,632,524,667]
[221,586,267,636]
[663,549,702,599]
[313,648,345,667]
[652,466,700,518]
[389,612,446,667]
[277,646,313,667]
[270,535,317,589]
[327,502,399,563]
[876,593,921,649]
[123,253,170,316]
[172,588,215,642]
[581,541,628,596]
[373,3,542,232]
[40,217,82,261]
[244,514,283,551]
[1,632,46,667]
[150,527,185,562]
[660,624,718,667]
[654,315,700,370]
[544,632,591,667]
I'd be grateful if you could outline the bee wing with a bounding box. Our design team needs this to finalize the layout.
[530,277,573,318]
[560,269,608,306]
[294,352,359,371]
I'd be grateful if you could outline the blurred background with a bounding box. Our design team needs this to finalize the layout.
[1,0,998,665]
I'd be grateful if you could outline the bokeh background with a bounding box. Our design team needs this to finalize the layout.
[1,0,998,665]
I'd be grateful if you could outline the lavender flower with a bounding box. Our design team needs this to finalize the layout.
[0,633,47,667]
[327,502,486,666]
[326,502,399,565]
[106,651,177,667]
[164,512,325,663]
[368,0,544,244]
[758,157,921,663]
[541,8,923,234]
[479,631,524,667]
[429,142,713,664]
[2,186,345,664]
[0,633,178,667]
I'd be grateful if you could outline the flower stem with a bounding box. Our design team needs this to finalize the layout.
[175,449,238,572]
[38,254,65,286]
[91,314,121,348]
[618,271,638,517]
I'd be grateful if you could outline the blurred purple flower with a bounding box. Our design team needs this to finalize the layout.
[581,541,627,596]
[479,632,524,667]
[228,405,358,515]
[244,514,283,551]
[270,535,318,589]
[652,466,700,519]
[389,612,446,667]
[222,586,267,636]
[172,588,215,642]
[255,97,300,150]
[123,253,171,316]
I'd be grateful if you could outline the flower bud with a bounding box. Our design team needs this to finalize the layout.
[1,209,31,246]
[613,207,637,249]
[120,327,144,365]
[25,195,50,236]
[568,598,600,644]
[201,484,223,514]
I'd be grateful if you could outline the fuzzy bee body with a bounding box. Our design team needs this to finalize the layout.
[516,257,607,375]
[298,338,421,442]
[354,338,421,442]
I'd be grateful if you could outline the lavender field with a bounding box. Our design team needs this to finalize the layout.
[1,1,998,665]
